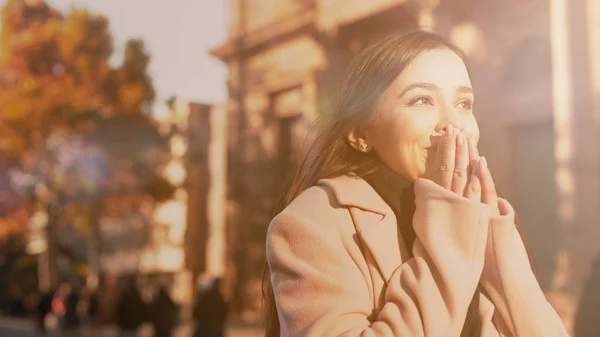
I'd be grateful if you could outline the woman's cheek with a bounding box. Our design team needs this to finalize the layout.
[421,147,437,178]
[418,148,432,176]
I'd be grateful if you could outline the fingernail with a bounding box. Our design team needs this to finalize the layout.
[481,156,487,168]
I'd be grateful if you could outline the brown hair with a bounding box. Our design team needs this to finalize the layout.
[262,30,534,336]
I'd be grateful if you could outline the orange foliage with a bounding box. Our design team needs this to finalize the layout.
[0,0,156,164]
[0,0,169,239]
[0,205,28,241]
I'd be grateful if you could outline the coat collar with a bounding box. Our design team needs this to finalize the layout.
[317,175,392,216]
[317,175,409,282]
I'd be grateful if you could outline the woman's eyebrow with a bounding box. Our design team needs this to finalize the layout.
[457,86,473,94]
[397,83,474,98]
[397,82,438,99]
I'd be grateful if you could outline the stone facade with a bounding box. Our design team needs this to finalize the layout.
[212,0,600,333]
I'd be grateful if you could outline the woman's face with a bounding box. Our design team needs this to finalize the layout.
[363,48,479,181]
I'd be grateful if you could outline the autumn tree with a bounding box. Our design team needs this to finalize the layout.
[0,0,172,286]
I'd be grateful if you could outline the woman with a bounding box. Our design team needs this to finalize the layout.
[263,31,568,337]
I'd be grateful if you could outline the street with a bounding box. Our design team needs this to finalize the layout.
[0,317,263,337]
[0,326,33,337]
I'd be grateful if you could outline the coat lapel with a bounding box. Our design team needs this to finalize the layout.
[318,176,407,283]
[350,208,404,282]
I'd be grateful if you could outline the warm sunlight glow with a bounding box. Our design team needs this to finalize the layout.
[450,22,486,62]
[206,105,227,277]
[550,0,574,224]
[163,161,186,186]
[589,0,600,125]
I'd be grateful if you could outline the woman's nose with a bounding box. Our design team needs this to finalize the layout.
[435,105,464,133]
[435,119,464,134]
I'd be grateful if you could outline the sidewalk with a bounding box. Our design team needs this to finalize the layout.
[0,316,264,337]
[174,321,263,337]
[0,316,33,331]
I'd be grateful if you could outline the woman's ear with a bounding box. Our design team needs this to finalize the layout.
[347,127,371,152]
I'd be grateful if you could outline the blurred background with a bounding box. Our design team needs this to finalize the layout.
[0,0,599,336]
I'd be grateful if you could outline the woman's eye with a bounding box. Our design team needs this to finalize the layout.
[409,96,433,107]
[457,100,473,110]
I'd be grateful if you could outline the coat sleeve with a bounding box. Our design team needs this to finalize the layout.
[266,179,490,337]
[480,198,569,337]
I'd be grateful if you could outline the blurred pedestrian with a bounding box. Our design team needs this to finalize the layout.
[7,284,28,318]
[151,285,178,337]
[116,277,147,337]
[51,282,71,331]
[63,283,81,335]
[192,278,228,337]
[78,286,99,327]
[35,289,54,334]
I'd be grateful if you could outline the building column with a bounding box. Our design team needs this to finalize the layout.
[206,105,227,278]
[550,0,600,331]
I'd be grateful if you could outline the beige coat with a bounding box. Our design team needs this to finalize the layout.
[266,175,568,336]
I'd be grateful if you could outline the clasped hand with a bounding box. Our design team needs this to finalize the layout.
[428,124,500,217]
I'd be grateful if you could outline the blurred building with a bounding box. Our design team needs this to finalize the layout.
[212,0,600,332]
[148,98,227,307]
[95,98,227,312]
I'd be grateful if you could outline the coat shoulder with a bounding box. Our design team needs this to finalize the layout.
[272,183,346,228]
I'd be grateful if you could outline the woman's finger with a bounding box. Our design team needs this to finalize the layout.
[466,136,479,179]
[467,136,479,166]
[465,158,482,201]
[434,124,456,189]
[478,157,500,216]
[451,133,469,194]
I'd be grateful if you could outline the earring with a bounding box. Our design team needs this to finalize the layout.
[361,143,368,150]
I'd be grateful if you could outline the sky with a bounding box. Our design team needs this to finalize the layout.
[1,0,230,106]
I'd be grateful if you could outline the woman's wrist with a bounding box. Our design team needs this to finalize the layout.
[481,204,535,288]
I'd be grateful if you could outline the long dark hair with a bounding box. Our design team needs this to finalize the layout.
[262,30,535,336]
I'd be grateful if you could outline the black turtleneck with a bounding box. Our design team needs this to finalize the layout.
[361,163,416,258]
